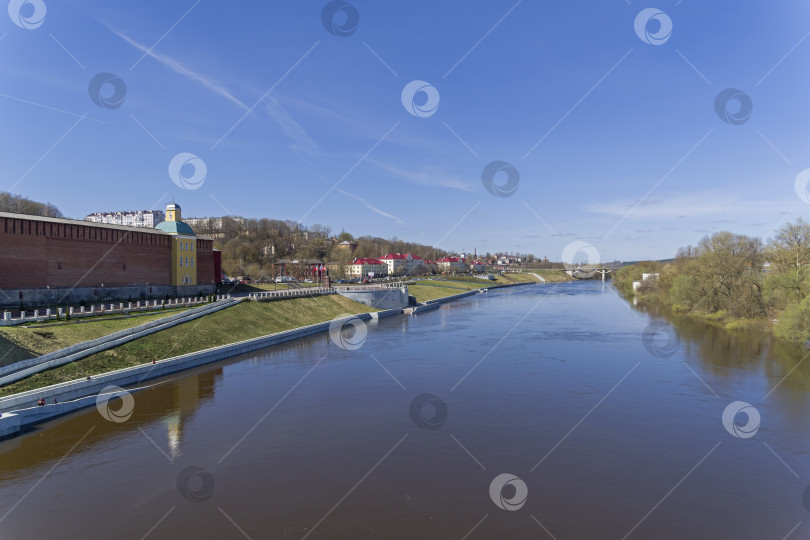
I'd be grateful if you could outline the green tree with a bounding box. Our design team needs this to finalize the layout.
[762,271,810,313]
[679,232,765,318]
[774,296,810,342]
[766,218,810,275]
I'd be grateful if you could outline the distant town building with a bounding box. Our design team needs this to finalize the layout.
[379,253,424,275]
[183,216,248,231]
[184,217,223,229]
[345,258,387,278]
[338,240,358,253]
[437,256,468,272]
[85,210,164,228]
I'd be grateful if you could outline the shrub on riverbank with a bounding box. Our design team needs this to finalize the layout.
[774,296,810,342]
[620,220,810,341]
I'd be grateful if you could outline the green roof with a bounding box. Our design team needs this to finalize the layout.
[155,220,195,235]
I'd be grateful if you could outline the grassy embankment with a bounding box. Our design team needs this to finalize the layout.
[520,269,574,283]
[0,295,374,397]
[217,282,323,294]
[0,309,195,368]
[406,271,572,303]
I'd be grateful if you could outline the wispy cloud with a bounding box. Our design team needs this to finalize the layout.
[586,192,793,220]
[264,95,319,157]
[107,25,248,111]
[337,188,405,225]
[108,25,320,156]
[370,159,475,192]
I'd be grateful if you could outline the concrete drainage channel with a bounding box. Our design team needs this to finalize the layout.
[0,308,403,437]
[0,298,243,387]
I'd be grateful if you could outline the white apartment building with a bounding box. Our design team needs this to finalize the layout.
[85,210,165,228]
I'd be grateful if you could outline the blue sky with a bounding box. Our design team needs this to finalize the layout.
[2,0,810,262]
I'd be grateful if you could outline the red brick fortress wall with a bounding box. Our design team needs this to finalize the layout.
[195,238,215,286]
[0,215,172,289]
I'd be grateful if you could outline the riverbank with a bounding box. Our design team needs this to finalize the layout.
[613,264,777,337]
[2,276,569,392]
[625,288,774,335]
[0,278,559,433]
[0,295,374,397]
[0,308,195,367]
[407,271,572,303]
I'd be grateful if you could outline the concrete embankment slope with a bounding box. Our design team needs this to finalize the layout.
[0,308,402,436]
[405,280,540,313]
[0,298,242,386]
[0,280,544,437]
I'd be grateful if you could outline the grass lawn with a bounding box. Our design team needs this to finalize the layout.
[497,273,539,283]
[0,295,374,396]
[408,280,490,303]
[0,310,190,368]
[523,270,574,283]
[406,272,572,303]
[218,282,325,294]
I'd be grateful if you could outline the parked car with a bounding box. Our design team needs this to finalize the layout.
[336,279,348,283]
[304,279,313,283]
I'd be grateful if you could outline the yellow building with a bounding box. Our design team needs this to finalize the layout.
[155,203,197,286]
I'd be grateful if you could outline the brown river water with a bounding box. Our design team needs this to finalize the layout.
[0,281,808,539]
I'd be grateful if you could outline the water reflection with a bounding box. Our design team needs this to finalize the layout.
[628,294,810,424]
[0,366,222,481]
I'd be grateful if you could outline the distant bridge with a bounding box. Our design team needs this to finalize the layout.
[565,267,615,281]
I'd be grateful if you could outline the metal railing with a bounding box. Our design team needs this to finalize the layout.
[248,287,335,300]
[332,283,407,292]
[0,295,232,326]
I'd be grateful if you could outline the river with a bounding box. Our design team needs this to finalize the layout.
[0,281,808,539]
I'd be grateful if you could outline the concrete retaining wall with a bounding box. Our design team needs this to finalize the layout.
[370,308,404,319]
[0,385,152,437]
[424,289,480,305]
[0,298,242,386]
[337,287,409,310]
[0,312,380,428]
[0,283,548,436]
[0,284,216,309]
[409,303,440,314]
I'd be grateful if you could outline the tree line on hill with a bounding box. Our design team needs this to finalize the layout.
[190,216,562,279]
[613,218,810,342]
[190,216,454,278]
[0,192,561,280]
[0,192,63,218]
